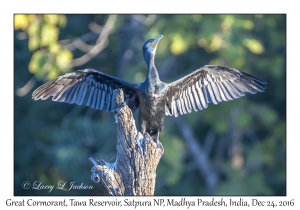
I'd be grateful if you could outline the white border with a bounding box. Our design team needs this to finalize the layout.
[1,0,298,209]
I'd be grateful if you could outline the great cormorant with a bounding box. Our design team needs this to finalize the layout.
[32,35,267,138]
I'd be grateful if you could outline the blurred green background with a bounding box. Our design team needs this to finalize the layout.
[14,14,286,196]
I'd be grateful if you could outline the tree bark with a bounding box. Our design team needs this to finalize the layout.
[89,89,164,196]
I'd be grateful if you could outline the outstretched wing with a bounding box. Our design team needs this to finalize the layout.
[165,65,267,117]
[32,68,139,112]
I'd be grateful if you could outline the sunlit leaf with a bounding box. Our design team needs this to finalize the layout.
[29,51,45,73]
[221,15,235,32]
[27,14,37,22]
[58,15,67,27]
[170,34,187,55]
[28,59,38,74]
[41,24,59,46]
[28,36,40,51]
[14,15,29,31]
[48,65,60,80]
[243,38,264,54]
[49,42,61,55]
[26,20,42,51]
[27,21,40,36]
[44,15,59,25]
[35,67,47,80]
[207,34,223,52]
[242,20,254,30]
[56,49,73,69]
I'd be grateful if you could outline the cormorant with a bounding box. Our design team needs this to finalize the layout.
[32,35,267,138]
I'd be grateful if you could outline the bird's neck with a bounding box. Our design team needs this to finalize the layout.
[146,53,160,83]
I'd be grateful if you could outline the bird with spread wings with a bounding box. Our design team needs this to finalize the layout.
[33,35,267,138]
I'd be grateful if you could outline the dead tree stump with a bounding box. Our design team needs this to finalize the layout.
[89,89,164,196]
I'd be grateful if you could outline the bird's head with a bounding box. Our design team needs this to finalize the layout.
[143,35,163,63]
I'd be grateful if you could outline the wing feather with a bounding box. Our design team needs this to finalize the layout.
[166,65,266,116]
[32,68,138,112]
[69,83,81,104]
[196,81,208,108]
[206,82,218,104]
[78,82,88,105]
[96,89,102,110]
[218,82,233,100]
[74,82,85,105]
[100,86,106,110]
[215,82,228,101]
[176,99,183,115]
[210,80,221,102]
[91,88,97,109]
[191,84,202,110]
[222,81,239,99]
[85,86,94,106]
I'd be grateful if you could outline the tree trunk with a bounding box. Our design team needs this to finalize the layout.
[89,89,164,196]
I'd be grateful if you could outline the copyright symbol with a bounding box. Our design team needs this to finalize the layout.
[22,181,31,189]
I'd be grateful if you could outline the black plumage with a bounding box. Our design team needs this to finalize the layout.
[32,35,267,137]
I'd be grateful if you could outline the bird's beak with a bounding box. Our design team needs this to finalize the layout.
[150,35,163,48]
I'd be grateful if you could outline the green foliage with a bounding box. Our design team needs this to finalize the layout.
[170,33,188,55]
[213,116,228,133]
[243,38,264,54]
[236,112,252,129]
[217,165,273,195]
[159,134,185,186]
[15,14,72,81]
[14,14,286,196]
